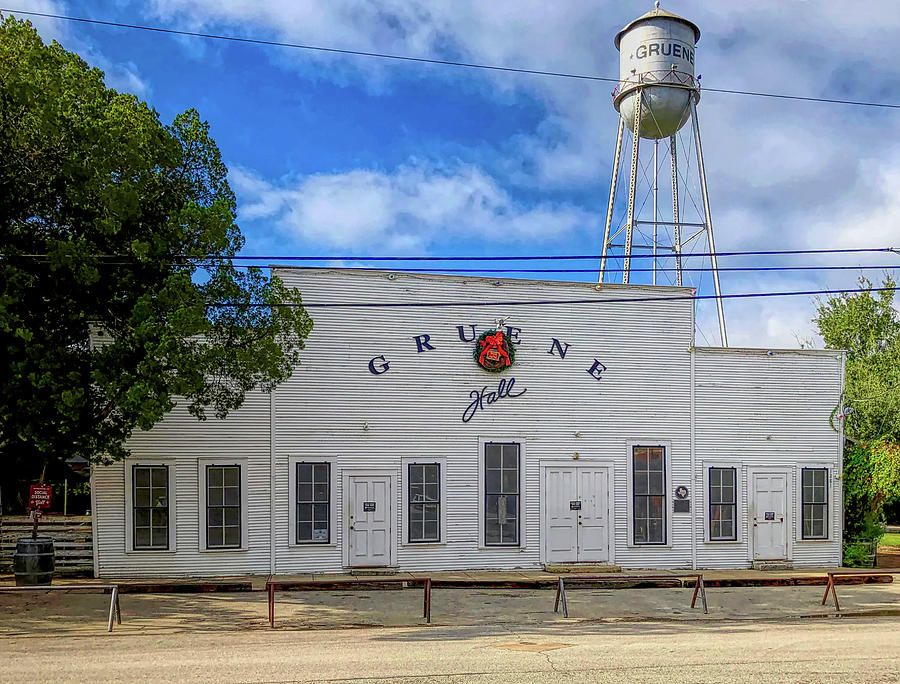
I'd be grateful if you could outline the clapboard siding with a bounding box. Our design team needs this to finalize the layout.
[93,392,271,577]
[694,348,843,568]
[91,270,844,576]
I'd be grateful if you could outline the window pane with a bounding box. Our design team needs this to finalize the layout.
[298,483,313,502]
[208,508,223,527]
[501,470,517,494]
[485,444,502,469]
[424,519,439,541]
[503,446,518,469]
[424,465,439,483]
[155,527,168,548]
[134,487,150,508]
[313,464,328,485]
[649,448,664,471]
[208,487,223,507]
[208,527,223,547]
[409,466,423,484]
[410,504,424,524]
[209,467,223,487]
[313,483,328,502]
[151,509,168,528]
[648,496,664,519]
[223,467,239,487]
[224,485,240,506]
[151,467,166,487]
[224,526,241,547]
[135,508,150,527]
[648,518,663,543]
[313,503,328,522]
[134,527,151,547]
[633,447,648,467]
[297,522,312,542]
[425,483,439,502]
[649,471,664,495]
[298,503,313,521]
[634,471,648,495]
[634,520,647,544]
[634,496,648,519]
[298,464,312,484]
[486,469,501,493]
[485,520,501,544]
[224,507,240,526]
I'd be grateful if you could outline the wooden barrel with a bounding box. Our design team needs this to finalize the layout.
[13,537,55,586]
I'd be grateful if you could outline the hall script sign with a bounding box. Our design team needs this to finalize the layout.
[365,324,608,423]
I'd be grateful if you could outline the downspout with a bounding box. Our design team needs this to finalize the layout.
[269,386,277,576]
[837,351,846,565]
[690,296,698,570]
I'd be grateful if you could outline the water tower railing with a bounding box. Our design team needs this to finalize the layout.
[612,70,699,99]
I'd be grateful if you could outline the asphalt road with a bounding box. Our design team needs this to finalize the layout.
[2,616,899,683]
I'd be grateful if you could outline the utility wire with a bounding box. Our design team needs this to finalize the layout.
[4,8,900,110]
[5,246,898,261]
[210,285,899,309]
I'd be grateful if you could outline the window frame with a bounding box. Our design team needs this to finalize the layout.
[402,460,445,545]
[707,466,738,542]
[288,456,338,548]
[197,458,249,552]
[626,440,672,548]
[701,462,743,544]
[477,438,526,549]
[800,467,829,541]
[124,460,176,553]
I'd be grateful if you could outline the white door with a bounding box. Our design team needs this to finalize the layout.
[545,468,578,563]
[347,475,392,567]
[577,468,609,562]
[544,467,609,563]
[752,473,788,560]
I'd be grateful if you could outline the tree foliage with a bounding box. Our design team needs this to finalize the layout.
[815,276,900,563]
[0,18,312,507]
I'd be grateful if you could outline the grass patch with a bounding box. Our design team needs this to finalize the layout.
[880,533,900,547]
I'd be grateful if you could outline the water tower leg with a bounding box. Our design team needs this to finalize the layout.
[670,134,682,287]
[599,116,625,284]
[623,88,644,285]
[653,139,658,286]
[690,99,728,347]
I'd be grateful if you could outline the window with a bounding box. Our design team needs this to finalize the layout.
[484,442,520,546]
[633,446,666,544]
[132,465,169,550]
[408,464,440,543]
[206,465,241,549]
[708,467,737,541]
[297,462,330,544]
[802,468,828,539]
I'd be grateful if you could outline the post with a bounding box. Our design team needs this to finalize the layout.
[107,586,118,632]
[64,479,68,516]
[670,134,682,287]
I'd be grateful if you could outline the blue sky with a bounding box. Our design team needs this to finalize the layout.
[13,0,900,348]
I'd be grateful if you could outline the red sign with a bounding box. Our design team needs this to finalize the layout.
[29,485,52,510]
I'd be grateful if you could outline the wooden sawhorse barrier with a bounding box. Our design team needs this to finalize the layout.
[821,571,895,612]
[554,574,708,618]
[0,584,122,632]
[267,578,433,627]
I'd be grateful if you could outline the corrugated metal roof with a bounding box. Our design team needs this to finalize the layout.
[615,3,701,48]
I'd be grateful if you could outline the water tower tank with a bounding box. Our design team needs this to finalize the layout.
[614,3,700,140]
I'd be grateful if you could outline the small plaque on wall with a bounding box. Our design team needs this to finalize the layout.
[363,501,376,512]
[673,499,691,513]
[569,501,582,510]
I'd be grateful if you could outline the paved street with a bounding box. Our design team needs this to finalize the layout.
[1,616,900,682]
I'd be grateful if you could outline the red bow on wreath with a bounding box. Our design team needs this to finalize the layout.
[478,331,511,367]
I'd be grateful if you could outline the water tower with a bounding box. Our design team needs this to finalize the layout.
[598,2,727,346]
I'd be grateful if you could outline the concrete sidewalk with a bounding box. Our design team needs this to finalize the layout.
[1,579,899,637]
[3,566,895,593]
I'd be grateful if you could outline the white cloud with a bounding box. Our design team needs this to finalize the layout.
[231,163,595,252]
[132,1,900,345]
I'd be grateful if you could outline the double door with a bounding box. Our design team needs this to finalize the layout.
[544,467,610,564]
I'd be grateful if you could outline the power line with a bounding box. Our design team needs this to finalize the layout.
[211,285,899,309]
[5,246,897,261]
[5,8,900,111]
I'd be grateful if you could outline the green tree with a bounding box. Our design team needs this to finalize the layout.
[815,276,900,563]
[0,18,312,511]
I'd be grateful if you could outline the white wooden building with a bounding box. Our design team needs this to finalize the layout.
[90,269,844,576]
